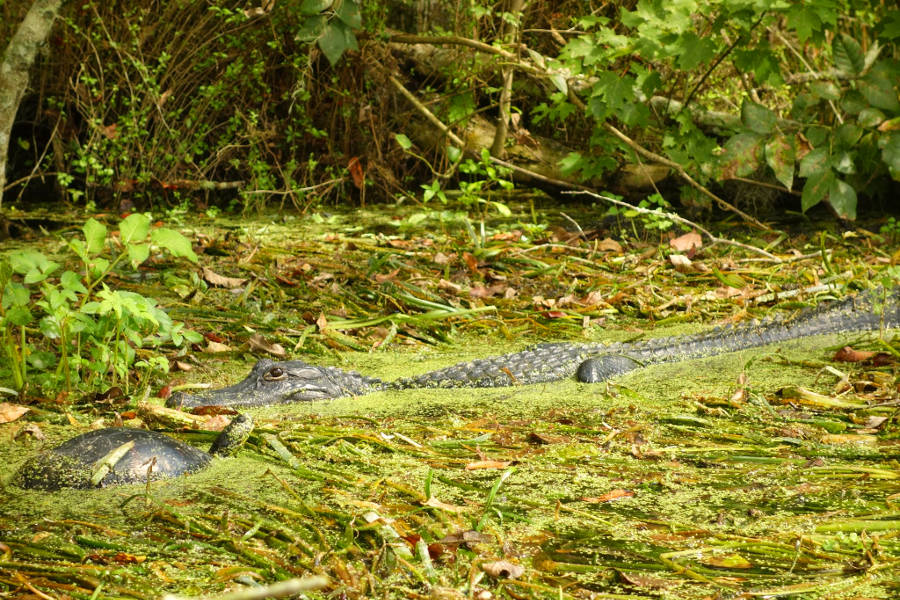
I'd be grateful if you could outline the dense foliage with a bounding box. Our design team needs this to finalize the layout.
[2,1,898,215]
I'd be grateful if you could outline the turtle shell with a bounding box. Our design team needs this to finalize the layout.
[16,428,212,490]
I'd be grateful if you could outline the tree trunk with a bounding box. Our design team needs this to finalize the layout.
[0,0,63,209]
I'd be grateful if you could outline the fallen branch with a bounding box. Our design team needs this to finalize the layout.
[565,189,781,262]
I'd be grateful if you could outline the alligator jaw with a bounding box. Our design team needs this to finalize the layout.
[166,359,358,408]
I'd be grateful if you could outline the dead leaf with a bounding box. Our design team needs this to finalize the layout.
[316,313,328,331]
[596,237,622,252]
[174,361,193,371]
[669,231,702,252]
[669,253,694,273]
[100,123,118,139]
[0,402,29,424]
[462,252,479,272]
[862,416,888,429]
[433,252,454,265]
[202,267,247,289]
[582,489,634,503]
[465,460,511,470]
[616,570,670,589]
[423,496,466,513]
[348,157,364,189]
[439,530,492,546]
[438,279,462,293]
[247,333,286,357]
[482,560,524,579]
[833,346,876,362]
[206,340,231,353]
[15,423,44,440]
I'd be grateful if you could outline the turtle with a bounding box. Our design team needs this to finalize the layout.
[14,414,253,490]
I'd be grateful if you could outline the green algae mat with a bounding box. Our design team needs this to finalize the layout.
[2,205,899,598]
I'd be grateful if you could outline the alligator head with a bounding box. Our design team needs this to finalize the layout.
[166,359,381,408]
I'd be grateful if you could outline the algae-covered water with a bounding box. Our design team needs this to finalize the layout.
[4,330,899,599]
[2,207,899,598]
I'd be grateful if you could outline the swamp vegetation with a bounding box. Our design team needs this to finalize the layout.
[1,0,900,598]
[1,203,900,599]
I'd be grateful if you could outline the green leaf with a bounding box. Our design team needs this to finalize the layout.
[799,147,828,177]
[833,34,864,76]
[296,15,327,41]
[119,213,150,244]
[839,90,867,114]
[741,101,776,135]
[809,81,840,101]
[335,0,361,29]
[2,282,30,308]
[801,168,834,212]
[60,270,88,294]
[832,150,855,175]
[859,62,900,112]
[6,305,33,326]
[150,228,198,263]
[858,107,885,128]
[318,21,358,66]
[300,0,331,15]
[447,146,462,163]
[786,4,823,43]
[835,123,862,148]
[83,218,107,256]
[720,133,763,179]
[128,243,151,268]
[827,178,857,219]
[394,134,412,150]
[765,135,795,190]
[881,132,900,181]
[549,73,568,94]
[675,32,715,70]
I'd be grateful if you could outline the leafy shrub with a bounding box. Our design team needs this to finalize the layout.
[550,1,899,218]
[0,215,201,394]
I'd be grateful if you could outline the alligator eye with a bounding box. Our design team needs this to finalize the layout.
[265,366,285,380]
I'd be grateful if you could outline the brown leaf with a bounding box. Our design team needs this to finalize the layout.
[202,267,247,289]
[348,157,364,189]
[462,252,479,272]
[617,570,670,589]
[596,237,622,252]
[669,231,702,252]
[16,423,44,440]
[438,279,462,293]
[527,432,570,445]
[469,285,496,299]
[482,560,524,579]
[423,496,466,513]
[668,253,694,273]
[206,340,232,353]
[0,402,29,424]
[582,489,634,503]
[465,460,511,470]
[316,313,329,331]
[247,333,286,357]
[439,530,492,546]
[374,268,400,283]
[433,252,454,265]
[833,346,877,362]
[174,361,193,372]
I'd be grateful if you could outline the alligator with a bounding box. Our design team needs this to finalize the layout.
[167,287,899,408]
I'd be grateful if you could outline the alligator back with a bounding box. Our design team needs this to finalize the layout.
[391,287,898,389]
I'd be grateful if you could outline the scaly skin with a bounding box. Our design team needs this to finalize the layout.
[167,287,899,409]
